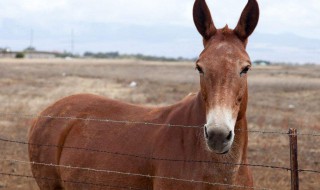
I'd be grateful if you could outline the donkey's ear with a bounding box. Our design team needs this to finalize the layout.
[193,0,216,40]
[234,0,259,41]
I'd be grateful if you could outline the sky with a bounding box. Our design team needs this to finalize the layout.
[1,0,320,63]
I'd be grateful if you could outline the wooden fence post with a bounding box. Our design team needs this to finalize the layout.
[289,128,299,190]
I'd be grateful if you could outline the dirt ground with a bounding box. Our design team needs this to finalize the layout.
[0,59,319,190]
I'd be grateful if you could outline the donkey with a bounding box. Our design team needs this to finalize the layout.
[29,0,259,189]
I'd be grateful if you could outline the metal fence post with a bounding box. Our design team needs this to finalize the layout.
[289,128,299,190]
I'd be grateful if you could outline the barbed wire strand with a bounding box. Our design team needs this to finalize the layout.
[1,112,320,136]
[0,158,271,190]
[0,112,200,128]
[0,172,145,190]
[0,136,291,172]
[298,169,320,174]
[296,132,320,137]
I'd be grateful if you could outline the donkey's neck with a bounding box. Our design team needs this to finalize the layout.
[165,92,206,126]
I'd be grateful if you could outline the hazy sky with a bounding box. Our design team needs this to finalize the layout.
[1,0,320,63]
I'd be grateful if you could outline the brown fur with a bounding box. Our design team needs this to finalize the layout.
[29,0,259,189]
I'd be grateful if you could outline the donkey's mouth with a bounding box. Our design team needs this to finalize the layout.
[206,140,232,154]
[219,149,230,154]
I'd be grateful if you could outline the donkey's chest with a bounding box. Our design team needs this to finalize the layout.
[151,160,240,190]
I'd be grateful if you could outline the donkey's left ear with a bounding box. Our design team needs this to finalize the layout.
[193,0,216,41]
[234,0,259,41]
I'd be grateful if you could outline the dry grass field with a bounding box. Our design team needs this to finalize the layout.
[0,58,319,189]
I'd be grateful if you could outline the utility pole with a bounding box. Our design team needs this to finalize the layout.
[30,29,34,48]
[71,29,74,55]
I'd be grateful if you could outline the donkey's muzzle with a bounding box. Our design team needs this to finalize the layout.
[204,125,233,154]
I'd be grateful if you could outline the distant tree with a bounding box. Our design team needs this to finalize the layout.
[83,51,119,59]
[84,52,94,57]
[24,46,36,52]
[15,52,25,59]
[83,51,195,62]
[56,51,77,58]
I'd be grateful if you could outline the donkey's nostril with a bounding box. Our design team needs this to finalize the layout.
[226,131,233,141]
[204,126,209,139]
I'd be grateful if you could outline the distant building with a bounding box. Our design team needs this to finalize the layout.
[0,49,57,59]
[0,51,15,58]
[0,47,11,52]
[253,60,271,66]
[24,51,57,59]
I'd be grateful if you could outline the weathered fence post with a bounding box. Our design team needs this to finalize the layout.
[289,128,299,190]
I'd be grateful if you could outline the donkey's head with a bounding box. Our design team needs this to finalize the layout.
[193,0,259,154]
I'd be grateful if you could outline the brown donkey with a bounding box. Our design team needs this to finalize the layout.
[29,0,259,189]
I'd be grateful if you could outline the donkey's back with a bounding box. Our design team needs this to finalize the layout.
[28,94,161,189]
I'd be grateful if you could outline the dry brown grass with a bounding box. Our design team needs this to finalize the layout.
[0,58,319,189]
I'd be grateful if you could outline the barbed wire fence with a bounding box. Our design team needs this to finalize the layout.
[0,112,320,190]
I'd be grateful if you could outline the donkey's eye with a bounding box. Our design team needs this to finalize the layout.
[195,65,204,74]
[240,66,250,77]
